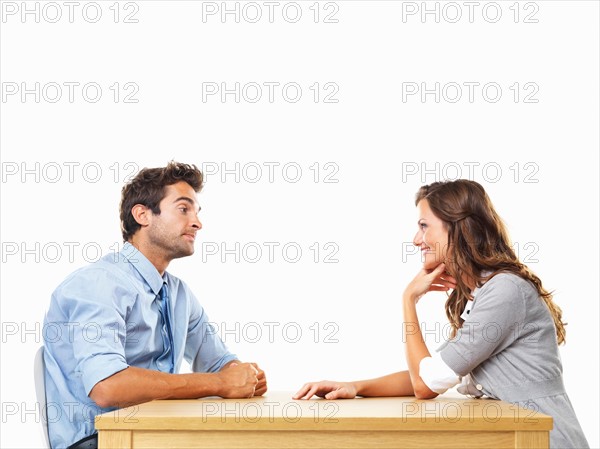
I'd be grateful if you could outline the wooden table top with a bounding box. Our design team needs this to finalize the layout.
[95,391,552,432]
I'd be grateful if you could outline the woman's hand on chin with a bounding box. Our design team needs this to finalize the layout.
[404,263,457,303]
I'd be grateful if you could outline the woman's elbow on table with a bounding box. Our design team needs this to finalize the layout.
[412,378,439,400]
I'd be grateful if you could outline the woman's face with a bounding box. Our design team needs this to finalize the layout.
[413,199,449,270]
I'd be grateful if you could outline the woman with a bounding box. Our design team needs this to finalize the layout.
[294,179,588,449]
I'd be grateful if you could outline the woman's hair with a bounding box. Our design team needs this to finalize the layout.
[120,161,203,242]
[415,179,566,344]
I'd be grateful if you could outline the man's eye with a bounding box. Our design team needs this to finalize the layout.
[179,207,188,213]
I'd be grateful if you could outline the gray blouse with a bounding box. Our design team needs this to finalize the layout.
[439,273,589,449]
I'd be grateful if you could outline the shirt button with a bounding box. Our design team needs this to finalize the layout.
[476,384,483,390]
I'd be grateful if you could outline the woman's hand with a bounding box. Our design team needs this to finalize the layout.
[404,263,457,303]
[293,381,357,400]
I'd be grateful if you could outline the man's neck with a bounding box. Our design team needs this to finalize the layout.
[128,238,169,276]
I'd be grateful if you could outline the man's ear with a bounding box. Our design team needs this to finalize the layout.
[131,204,151,227]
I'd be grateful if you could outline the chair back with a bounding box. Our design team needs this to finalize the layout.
[34,347,51,449]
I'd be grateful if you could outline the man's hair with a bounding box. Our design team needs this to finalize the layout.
[120,161,203,242]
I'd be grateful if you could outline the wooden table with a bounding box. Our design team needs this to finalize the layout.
[95,391,552,448]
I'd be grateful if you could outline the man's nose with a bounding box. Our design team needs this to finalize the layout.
[192,215,202,230]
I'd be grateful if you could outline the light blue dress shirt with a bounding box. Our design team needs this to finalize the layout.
[43,242,237,449]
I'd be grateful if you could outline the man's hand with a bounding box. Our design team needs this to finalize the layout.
[293,381,357,400]
[251,363,268,396]
[216,362,258,398]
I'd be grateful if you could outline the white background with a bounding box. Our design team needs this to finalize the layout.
[1,1,598,447]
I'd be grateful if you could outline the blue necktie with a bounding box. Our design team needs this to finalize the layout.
[156,282,174,373]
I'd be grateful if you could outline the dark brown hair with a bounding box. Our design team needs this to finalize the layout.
[120,161,203,242]
[416,179,566,344]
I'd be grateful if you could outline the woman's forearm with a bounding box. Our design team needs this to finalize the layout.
[353,370,415,397]
[403,294,438,399]
[403,294,431,373]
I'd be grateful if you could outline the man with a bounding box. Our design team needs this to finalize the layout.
[44,162,267,449]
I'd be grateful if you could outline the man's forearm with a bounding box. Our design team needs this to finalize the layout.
[89,366,222,409]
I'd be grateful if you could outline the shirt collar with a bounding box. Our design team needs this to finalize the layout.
[121,242,166,296]
[471,269,494,297]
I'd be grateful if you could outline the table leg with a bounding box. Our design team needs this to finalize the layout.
[98,430,132,449]
[515,431,549,448]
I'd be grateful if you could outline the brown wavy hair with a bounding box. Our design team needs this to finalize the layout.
[415,179,566,344]
[120,161,203,242]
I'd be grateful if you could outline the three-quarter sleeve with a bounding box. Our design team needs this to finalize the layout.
[440,274,526,377]
[419,354,462,394]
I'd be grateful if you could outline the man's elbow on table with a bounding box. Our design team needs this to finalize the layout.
[89,368,138,409]
[89,379,117,409]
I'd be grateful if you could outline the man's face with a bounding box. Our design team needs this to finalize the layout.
[146,181,202,260]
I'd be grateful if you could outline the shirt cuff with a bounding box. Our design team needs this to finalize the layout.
[456,374,485,398]
[81,354,129,395]
[419,354,461,394]
[212,354,239,372]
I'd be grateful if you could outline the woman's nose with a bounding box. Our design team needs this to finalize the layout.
[413,231,422,247]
